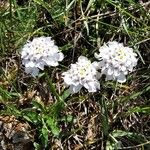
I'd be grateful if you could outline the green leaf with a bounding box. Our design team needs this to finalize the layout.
[33,142,41,150]
[32,0,51,14]
[112,130,132,138]
[107,133,123,150]
[22,110,39,124]
[106,140,113,150]
[46,117,60,137]
[32,100,45,112]
[0,86,12,100]
[61,89,71,101]
[106,140,120,150]
[61,115,74,123]
[111,130,148,144]
[65,0,76,12]
[41,125,49,147]
[84,0,95,13]
[128,106,150,114]
[65,115,74,123]
[59,43,73,52]
[51,125,60,137]
[50,101,64,118]
[99,96,109,137]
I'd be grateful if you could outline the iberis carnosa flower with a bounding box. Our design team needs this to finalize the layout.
[21,37,64,77]
[95,41,137,83]
[62,56,100,93]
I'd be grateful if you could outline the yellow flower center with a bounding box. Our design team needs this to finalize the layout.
[78,62,91,77]
[34,45,44,54]
[116,49,126,59]
[79,68,87,77]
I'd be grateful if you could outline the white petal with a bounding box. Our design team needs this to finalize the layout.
[21,51,27,58]
[96,72,101,80]
[44,58,59,66]
[101,68,107,74]
[22,59,27,65]
[103,55,110,60]
[105,74,114,81]
[36,62,45,70]
[92,61,100,69]
[25,67,39,77]
[128,67,133,72]
[31,67,39,77]
[117,73,126,83]
[25,61,35,68]
[43,57,51,65]
[126,60,132,66]
[50,61,59,66]
[114,69,120,77]
[25,67,32,74]
[63,76,73,85]
[72,79,80,86]
[69,84,82,94]
[99,61,106,68]
[84,81,100,92]
[121,66,126,72]
[132,60,137,67]
[94,53,101,59]
[124,70,128,75]
[112,60,118,67]
[36,54,42,59]
[57,52,64,61]
[51,45,59,53]
[107,67,113,75]
[78,56,88,62]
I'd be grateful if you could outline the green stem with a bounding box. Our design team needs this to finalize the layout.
[99,95,109,137]
[45,73,62,102]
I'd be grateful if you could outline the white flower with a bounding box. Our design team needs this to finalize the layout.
[62,56,100,94]
[95,41,138,83]
[21,36,64,77]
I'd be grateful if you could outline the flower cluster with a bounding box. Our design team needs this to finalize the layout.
[62,56,100,93]
[21,37,138,93]
[21,37,64,77]
[95,41,138,83]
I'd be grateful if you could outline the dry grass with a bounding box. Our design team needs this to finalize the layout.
[0,0,150,149]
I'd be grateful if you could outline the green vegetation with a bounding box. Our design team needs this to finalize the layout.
[0,0,150,149]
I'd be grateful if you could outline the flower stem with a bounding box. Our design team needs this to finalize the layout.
[45,73,63,102]
[99,95,109,137]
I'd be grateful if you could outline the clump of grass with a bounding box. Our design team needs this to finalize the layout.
[0,0,150,149]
